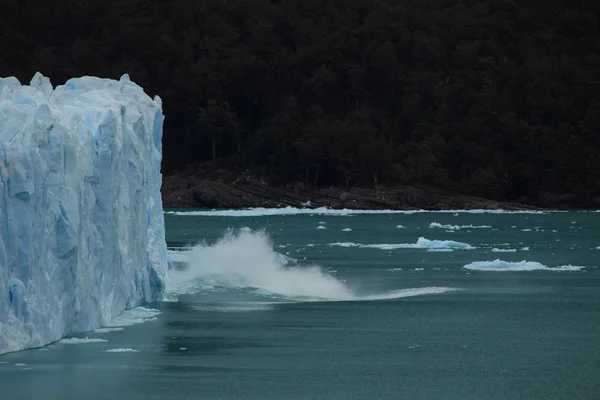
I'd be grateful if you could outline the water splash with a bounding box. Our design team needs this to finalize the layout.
[166,229,456,302]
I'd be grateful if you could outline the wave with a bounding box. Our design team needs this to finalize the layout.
[463,259,586,272]
[328,237,474,250]
[165,207,548,217]
[166,229,457,302]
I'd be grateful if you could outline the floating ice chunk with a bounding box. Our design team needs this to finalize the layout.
[59,337,108,344]
[316,226,326,229]
[463,260,585,272]
[329,242,358,248]
[342,228,352,231]
[429,222,491,230]
[491,248,517,252]
[105,348,139,353]
[414,237,474,249]
[276,253,298,265]
[396,225,405,228]
[329,237,474,250]
[521,247,530,251]
[427,248,454,252]
[0,73,167,355]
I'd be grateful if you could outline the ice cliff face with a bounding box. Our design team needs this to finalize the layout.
[0,73,167,354]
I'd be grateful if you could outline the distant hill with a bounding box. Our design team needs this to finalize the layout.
[2,0,599,207]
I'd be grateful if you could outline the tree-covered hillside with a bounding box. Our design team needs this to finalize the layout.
[1,0,599,206]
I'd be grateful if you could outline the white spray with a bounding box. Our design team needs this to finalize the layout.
[166,229,455,302]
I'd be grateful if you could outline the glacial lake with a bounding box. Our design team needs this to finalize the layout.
[2,209,599,400]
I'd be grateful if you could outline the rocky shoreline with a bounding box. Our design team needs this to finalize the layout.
[161,171,547,211]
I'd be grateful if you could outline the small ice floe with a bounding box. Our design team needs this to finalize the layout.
[491,248,517,252]
[105,348,139,353]
[329,237,474,250]
[463,260,585,272]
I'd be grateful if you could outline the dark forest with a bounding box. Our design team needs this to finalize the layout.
[1,0,599,206]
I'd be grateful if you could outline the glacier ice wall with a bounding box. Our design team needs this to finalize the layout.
[0,73,167,354]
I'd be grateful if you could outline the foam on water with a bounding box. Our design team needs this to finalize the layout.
[191,302,280,312]
[59,337,108,344]
[166,230,456,302]
[105,307,161,328]
[463,260,586,272]
[357,287,456,300]
[93,327,124,334]
[165,207,548,217]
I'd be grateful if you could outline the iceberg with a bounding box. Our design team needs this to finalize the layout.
[0,73,167,354]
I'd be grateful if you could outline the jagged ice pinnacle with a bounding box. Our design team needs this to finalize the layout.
[0,73,167,354]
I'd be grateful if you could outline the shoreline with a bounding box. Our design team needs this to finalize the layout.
[161,173,552,211]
